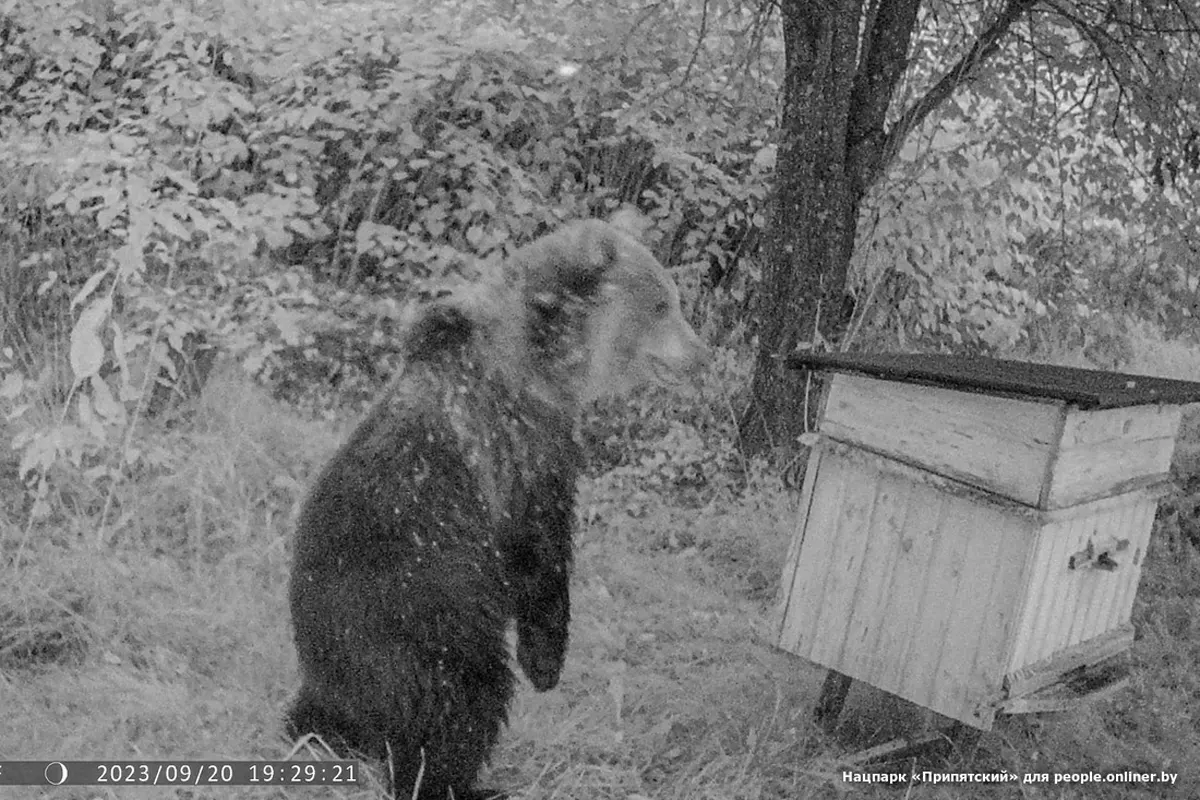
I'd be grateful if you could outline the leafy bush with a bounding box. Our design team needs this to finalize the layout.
[0,0,781,531]
[850,49,1200,359]
[7,0,1193,544]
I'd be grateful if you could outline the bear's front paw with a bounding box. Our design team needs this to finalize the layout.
[517,629,565,691]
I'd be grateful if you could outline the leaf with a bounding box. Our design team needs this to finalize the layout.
[153,207,191,241]
[18,431,60,479]
[111,133,140,154]
[90,375,124,423]
[0,372,23,399]
[77,393,103,438]
[71,266,111,310]
[37,271,59,296]
[288,218,317,237]
[96,197,125,231]
[273,309,305,346]
[752,143,777,171]
[262,224,293,249]
[70,296,112,381]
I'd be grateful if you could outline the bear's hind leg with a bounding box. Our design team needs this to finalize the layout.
[384,651,515,800]
[286,683,379,759]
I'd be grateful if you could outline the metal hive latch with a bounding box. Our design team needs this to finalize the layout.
[1068,536,1130,572]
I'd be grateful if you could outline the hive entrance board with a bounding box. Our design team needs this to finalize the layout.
[776,353,1200,736]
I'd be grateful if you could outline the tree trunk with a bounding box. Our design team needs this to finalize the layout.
[735,0,1184,457]
[737,3,867,455]
[737,0,1029,457]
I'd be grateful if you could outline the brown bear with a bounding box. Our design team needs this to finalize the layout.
[286,209,708,800]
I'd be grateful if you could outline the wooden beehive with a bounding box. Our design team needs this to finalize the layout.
[776,353,1200,731]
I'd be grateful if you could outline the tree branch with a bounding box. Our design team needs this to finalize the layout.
[875,0,1042,185]
[846,0,922,194]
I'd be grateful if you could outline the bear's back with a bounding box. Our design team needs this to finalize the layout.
[292,325,580,572]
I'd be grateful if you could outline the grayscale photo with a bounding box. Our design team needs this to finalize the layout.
[0,0,1196,798]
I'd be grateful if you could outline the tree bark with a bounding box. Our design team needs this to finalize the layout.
[737,0,877,454]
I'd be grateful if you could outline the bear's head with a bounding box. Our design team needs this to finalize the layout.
[402,210,708,408]
[509,209,709,403]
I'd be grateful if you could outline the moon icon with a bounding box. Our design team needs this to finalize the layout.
[44,763,68,786]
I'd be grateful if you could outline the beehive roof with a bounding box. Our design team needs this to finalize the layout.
[786,352,1200,409]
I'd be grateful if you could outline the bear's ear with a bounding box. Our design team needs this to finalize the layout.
[404,300,475,361]
[530,220,619,310]
[606,206,651,242]
[565,222,619,297]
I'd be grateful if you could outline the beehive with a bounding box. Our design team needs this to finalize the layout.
[776,353,1200,730]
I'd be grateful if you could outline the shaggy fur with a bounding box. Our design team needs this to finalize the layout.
[287,211,708,800]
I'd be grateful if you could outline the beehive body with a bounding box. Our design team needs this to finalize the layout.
[776,360,1189,731]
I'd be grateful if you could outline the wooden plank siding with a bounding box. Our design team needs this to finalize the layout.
[821,373,1064,508]
[1047,404,1180,508]
[776,445,1035,729]
[1006,488,1162,672]
[777,360,1192,731]
[821,373,1178,510]
[776,443,1168,729]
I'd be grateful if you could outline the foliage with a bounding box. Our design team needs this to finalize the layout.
[0,0,778,526]
[0,0,320,522]
[2,0,1200,544]
[738,0,1200,455]
[853,104,1047,353]
[848,10,1200,360]
[583,344,754,515]
[259,9,778,300]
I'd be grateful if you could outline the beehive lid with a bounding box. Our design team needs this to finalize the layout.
[786,352,1200,410]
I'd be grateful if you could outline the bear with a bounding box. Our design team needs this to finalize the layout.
[285,209,709,800]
